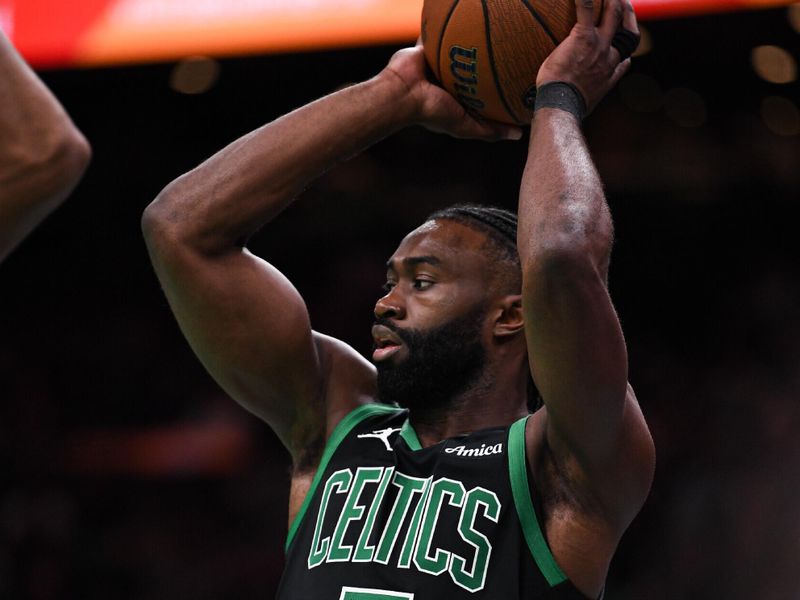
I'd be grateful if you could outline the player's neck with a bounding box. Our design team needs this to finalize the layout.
[408,366,529,448]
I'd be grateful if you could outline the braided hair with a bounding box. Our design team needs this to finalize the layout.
[425,204,520,278]
[422,204,542,411]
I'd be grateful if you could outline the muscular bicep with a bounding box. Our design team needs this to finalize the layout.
[525,255,627,445]
[524,254,654,516]
[146,236,324,453]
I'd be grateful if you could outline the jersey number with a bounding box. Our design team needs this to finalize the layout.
[340,586,414,600]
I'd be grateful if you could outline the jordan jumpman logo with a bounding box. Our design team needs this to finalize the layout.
[357,428,401,451]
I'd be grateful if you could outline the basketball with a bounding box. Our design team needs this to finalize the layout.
[421,0,603,125]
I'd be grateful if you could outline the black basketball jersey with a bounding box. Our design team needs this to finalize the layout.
[277,404,592,600]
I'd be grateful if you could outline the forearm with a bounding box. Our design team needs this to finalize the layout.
[519,107,628,458]
[0,33,91,261]
[517,109,612,272]
[144,72,416,255]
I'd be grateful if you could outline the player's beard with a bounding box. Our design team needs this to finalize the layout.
[374,305,488,413]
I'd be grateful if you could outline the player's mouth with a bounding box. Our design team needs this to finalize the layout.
[371,324,404,363]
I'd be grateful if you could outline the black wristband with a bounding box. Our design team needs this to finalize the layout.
[533,82,587,122]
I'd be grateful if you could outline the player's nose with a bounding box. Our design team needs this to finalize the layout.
[374,289,405,320]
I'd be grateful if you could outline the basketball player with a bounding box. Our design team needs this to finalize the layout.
[0,31,91,263]
[142,0,653,596]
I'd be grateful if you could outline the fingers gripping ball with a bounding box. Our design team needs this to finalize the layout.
[421,0,603,125]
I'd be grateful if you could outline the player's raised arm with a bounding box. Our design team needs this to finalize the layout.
[0,31,91,263]
[141,46,520,458]
[518,0,654,526]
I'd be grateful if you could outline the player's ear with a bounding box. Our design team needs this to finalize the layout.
[493,294,524,338]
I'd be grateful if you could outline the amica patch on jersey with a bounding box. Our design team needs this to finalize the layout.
[444,443,503,458]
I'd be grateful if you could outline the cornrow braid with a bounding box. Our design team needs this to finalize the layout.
[425,204,519,266]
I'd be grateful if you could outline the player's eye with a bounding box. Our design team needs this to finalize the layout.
[382,280,396,293]
[413,279,433,290]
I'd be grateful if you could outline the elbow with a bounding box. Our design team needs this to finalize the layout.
[521,239,609,288]
[520,213,614,282]
[141,181,183,256]
[141,176,217,260]
[65,126,92,176]
[143,171,247,259]
[28,123,92,201]
[54,126,92,187]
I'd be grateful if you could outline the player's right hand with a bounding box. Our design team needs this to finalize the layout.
[380,44,522,142]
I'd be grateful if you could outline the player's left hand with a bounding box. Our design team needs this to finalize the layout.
[380,43,523,142]
[536,0,640,114]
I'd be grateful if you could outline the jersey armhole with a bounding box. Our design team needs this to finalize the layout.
[285,403,401,552]
[507,416,568,587]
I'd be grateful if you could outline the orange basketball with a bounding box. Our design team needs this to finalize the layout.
[421,0,603,125]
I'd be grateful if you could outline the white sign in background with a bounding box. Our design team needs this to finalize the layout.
[109,0,378,25]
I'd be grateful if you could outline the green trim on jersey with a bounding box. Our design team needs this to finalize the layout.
[400,418,422,450]
[508,416,568,587]
[285,403,403,552]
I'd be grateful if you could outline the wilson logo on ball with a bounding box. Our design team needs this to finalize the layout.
[449,46,485,111]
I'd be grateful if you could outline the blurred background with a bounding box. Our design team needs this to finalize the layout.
[1,0,799,598]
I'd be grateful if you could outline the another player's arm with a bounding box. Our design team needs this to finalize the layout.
[0,32,91,262]
[518,0,654,522]
[142,46,519,457]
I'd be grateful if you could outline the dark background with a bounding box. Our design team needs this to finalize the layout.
[2,7,799,599]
